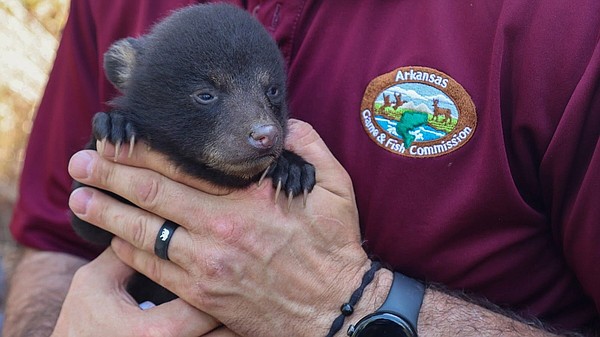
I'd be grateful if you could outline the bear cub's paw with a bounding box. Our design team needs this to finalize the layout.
[92,111,137,159]
[263,150,316,208]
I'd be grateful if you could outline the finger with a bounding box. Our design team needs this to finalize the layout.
[146,299,221,337]
[69,150,218,227]
[88,247,136,283]
[111,237,191,301]
[285,119,354,200]
[69,186,194,267]
[98,140,231,195]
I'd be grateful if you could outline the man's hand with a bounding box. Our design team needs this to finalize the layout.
[65,119,575,337]
[67,119,382,337]
[51,248,228,337]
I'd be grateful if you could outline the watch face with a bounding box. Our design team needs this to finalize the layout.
[351,313,415,337]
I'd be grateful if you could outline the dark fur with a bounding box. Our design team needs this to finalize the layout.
[72,3,315,304]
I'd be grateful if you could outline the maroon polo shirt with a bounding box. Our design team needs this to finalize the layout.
[10,0,600,331]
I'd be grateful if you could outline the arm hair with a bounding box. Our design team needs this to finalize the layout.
[421,283,597,337]
[2,248,88,337]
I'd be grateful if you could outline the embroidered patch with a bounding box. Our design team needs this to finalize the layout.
[360,66,476,158]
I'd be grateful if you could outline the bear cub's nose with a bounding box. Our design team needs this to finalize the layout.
[249,124,279,149]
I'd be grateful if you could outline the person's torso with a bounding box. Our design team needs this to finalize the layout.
[92,0,600,330]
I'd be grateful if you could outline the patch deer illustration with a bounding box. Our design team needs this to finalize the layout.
[393,93,407,109]
[432,99,452,124]
[381,94,392,110]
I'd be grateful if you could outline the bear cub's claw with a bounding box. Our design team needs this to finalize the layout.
[267,150,316,209]
[92,111,137,160]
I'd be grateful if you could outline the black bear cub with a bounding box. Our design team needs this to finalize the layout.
[72,3,315,304]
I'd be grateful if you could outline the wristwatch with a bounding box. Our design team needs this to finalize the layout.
[347,272,425,337]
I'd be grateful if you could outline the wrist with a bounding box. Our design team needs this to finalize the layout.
[327,266,394,337]
[345,270,425,337]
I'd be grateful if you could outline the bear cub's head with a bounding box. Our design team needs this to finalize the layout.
[104,4,288,187]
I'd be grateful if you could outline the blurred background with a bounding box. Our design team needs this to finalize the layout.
[0,0,69,327]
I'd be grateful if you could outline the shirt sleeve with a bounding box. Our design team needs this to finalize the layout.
[9,0,104,260]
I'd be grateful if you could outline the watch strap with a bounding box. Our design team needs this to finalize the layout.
[379,272,425,331]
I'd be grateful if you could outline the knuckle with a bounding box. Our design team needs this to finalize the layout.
[189,278,223,311]
[134,253,165,286]
[204,251,227,279]
[139,255,165,286]
[72,264,93,284]
[92,157,115,188]
[129,215,152,249]
[189,281,211,307]
[89,191,120,232]
[210,217,243,245]
[134,175,161,210]
[198,250,242,282]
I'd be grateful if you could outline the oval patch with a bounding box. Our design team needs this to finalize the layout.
[360,66,476,158]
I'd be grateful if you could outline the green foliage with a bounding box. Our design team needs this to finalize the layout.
[428,114,457,133]
[374,103,405,121]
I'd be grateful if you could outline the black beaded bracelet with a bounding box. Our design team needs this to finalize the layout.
[325,261,382,337]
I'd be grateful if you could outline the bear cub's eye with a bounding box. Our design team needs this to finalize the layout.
[266,86,280,99]
[191,90,218,105]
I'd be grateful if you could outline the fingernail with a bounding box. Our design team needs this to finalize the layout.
[69,151,93,179]
[70,188,92,215]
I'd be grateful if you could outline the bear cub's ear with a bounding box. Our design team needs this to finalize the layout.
[103,37,143,92]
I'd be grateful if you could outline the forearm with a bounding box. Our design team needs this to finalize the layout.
[335,269,584,337]
[2,248,88,337]
[418,287,561,337]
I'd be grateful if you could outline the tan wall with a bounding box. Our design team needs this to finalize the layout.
[0,0,69,312]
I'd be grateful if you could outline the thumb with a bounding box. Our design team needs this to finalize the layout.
[285,119,354,200]
[68,248,135,294]
[85,249,222,336]
[87,247,136,286]
[70,248,141,307]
